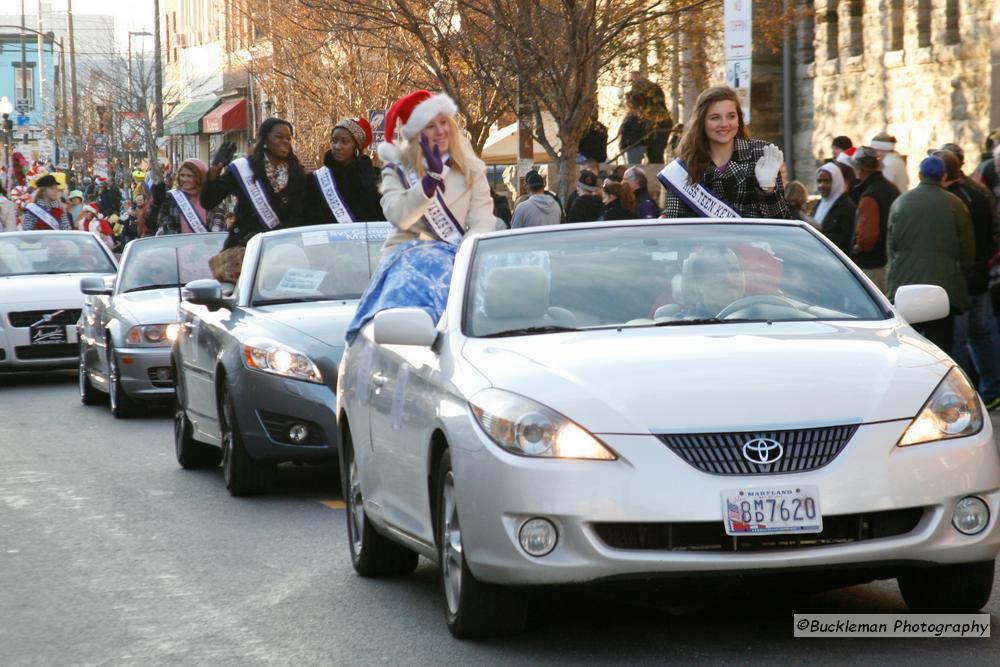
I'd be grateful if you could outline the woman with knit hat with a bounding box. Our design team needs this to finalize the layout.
[155,158,226,235]
[376,89,495,253]
[201,118,308,249]
[306,117,384,224]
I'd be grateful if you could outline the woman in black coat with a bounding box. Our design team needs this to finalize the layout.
[811,162,856,254]
[201,118,309,249]
[305,117,384,224]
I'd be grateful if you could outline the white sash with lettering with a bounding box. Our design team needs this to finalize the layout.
[26,202,62,230]
[657,160,740,219]
[227,157,281,229]
[389,162,464,245]
[313,167,355,223]
[169,189,208,233]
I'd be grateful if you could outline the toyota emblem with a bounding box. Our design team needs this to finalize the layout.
[742,437,783,465]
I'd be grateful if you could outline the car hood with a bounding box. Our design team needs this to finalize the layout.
[112,287,182,323]
[0,273,112,306]
[254,301,359,348]
[460,321,952,434]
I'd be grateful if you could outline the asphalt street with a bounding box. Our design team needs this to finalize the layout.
[2,371,999,665]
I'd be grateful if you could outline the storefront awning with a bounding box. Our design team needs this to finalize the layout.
[163,99,220,136]
[202,98,247,134]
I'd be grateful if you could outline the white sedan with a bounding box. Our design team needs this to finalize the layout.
[0,231,118,372]
[336,219,1000,637]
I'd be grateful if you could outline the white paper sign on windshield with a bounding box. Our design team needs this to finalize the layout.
[276,268,328,293]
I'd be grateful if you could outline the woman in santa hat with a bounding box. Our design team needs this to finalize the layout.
[155,158,226,235]
[306,117,384,224]
[202,117,308,249]
[377,90,495,253]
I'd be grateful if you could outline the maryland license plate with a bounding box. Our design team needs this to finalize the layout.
[722,486,823,536]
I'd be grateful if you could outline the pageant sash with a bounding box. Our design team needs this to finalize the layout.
[169,189,208,233]
[26,203,62,230]
[313,167,356,223]
[227,157,281,229]
[389,163,464,245]
[657,160,740,219]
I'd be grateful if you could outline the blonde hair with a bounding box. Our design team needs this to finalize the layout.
[399,115,480,188]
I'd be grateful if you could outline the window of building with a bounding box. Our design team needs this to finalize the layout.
[847,0,863,56]
[943,0,959,44]
[823,0,839,60]
[917,0,931,47]
[888,0,904,51]
[13,63,34,110]
[796,0,816,64]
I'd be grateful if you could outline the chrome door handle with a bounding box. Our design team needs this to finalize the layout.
[372,372,387,388]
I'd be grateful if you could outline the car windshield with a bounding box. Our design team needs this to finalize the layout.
[251,225,388,305]
[118,234,226,293]
[464,223,887,337]
[0,233,116,277]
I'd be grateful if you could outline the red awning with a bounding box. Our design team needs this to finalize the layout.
[201,98,247,134]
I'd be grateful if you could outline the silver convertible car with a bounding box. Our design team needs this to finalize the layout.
[0,231,117,372]
[338,219,1000,637]
[173,222,388,496]
[78,233,226,417]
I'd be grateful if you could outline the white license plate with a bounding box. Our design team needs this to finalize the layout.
[722,485,823,536]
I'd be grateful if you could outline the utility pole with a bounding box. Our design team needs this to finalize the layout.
[153,0,163,138]
[60,38,67,135]
[20,0,26,146]
[36,0,45,157]
[67,0,79,136]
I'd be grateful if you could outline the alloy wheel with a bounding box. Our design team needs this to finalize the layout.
[348,452,365,555]
[441,470,463,615]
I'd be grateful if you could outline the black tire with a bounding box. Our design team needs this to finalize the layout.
[220,385,275,496]
[898,560,995,613]
[342,427,419,576]
[174,373,221,469]
[436,449,527,638]
[108,341,139,418]
[79,340,104,406]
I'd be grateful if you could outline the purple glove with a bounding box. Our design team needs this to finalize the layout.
[419,135,445,197]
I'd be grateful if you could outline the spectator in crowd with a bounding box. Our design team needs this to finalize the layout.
[668,123,684,155]
[629,72,673,164]
[886,155,973,352]
[834,147,859,191]
[578,113,609,164]
[567,159,601,214]
[567,170,604,223]
[831,136,853,160]
[811,162,855,254]
[973,143,1000,209]
[623,166,660,218]
[784,180,818,228]
[510,171,562,228]
[619,92,649,165]
[849,146,900,293]
[97,177,122,218]
[601,181,636,221]
[0,185,16,232]
[491,186,512,228]
[870,132,909,193]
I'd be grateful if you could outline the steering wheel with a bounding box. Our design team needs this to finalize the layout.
[716,293,801,319]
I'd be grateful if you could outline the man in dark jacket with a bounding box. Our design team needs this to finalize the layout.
[97,178,121,218]
[566,171,603,223]
[624,166,660,218]
[936,149,1000,409]
[886,156,974,352]
[850,146,901,294]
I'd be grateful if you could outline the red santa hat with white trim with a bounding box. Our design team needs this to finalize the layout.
[377,90,458,163]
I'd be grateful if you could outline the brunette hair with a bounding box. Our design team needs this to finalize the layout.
[604,181,635,214]
[784,180,809,212]
[676,87,749,185]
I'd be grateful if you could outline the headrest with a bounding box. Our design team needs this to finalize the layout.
[482,266,549,319]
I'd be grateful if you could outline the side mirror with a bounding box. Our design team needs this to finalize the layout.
[182,278,232,312]
[894,284,949,325]
[373,308,438,347]
[80,276,113,295]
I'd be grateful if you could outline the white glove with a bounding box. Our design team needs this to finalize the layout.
[754,144,784,190]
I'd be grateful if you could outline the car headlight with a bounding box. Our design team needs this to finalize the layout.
[242,338,323,384]
[898,366,984,446]
[126,323,179,346]
[469,388,615,460]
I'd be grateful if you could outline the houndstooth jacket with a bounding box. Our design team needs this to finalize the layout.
[662,137,792,219]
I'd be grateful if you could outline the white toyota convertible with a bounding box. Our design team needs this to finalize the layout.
[336,219,1000,637]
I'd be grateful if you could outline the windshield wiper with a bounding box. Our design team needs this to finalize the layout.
[252,296,327,306]
[123,283,180,293]
[652,317,755,326]
[481,325,580,338]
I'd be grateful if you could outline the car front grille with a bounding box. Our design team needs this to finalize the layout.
[8,309,82,328]
[14,343,78,360]
[592,507,925,553]
[655,425,858,475]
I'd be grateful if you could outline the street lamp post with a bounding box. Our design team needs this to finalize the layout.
[0,96,13,191]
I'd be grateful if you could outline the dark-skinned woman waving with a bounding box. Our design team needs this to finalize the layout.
[305,117,384,223]
[201,118,309,250]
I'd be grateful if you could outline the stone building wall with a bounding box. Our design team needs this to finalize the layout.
[797,0,994,188]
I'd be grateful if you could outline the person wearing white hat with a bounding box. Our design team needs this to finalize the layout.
[870,132,909,193]
[67,190,85,228]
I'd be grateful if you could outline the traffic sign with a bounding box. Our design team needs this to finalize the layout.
[15,98,29,113]
[369,108,386,145]
[16,114,29,126]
